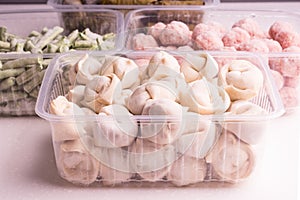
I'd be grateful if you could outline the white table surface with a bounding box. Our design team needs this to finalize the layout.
[0,2,300,200]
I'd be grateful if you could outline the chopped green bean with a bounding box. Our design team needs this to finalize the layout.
[28,87,40,98]
[16,65,43,85]
[0,91,27,103]
[0,77,16,90]
[67,29,79,44]
[45,43,59,53]
[0,41,10,49]
[15,42,25,52]
[0,68,25,80]
[32,26,64,53]
[2,57,41,69]
[24,40,36,51]
[23,69,45,93]
[0,27,7,41]
[28,30,41,37]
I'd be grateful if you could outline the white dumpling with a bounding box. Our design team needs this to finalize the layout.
[219,59,264,101]
[57,138,99,185]
[167,155,207,186]
[140,99,186,145]
[94,104,138,148]
[180,78,231,115]
[81,74,122,113]
[99,55,140,89]
[223,100,268,144]
[206,131,255,183]
[129,138,176,182]
[49,96,86,141]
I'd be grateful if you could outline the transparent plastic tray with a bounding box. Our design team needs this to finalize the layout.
[0,9,123,116]
[124,8,300,111]
[35,50,284,186]
[48,0,220,10]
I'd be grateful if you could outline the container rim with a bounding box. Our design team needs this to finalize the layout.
[35,50,285,122]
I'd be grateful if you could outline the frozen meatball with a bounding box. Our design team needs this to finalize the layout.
[222,27,251,48]
[237,39,269,53]
[270,70,284,90]
[132,33,159,50]
[279,46,300,77]
[192,21,226,40]
[159,21,190,46]
[274,31,300,49]
[263,39,282,53]
[233,18,264,38]
[147,22,166,41]
[284,76,300,88]
[279,87,299,108]
[193,31,224,50]
[269,21,294,40]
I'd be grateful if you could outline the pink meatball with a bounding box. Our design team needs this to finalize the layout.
[147,22,166,41]
[193,31,224,50]
[279,46,300,77]
[284,76,300,88]
[159,21,190,46]
[222,27,251,48]
[132,33,159,50]
[274,31,300,49]
[269,21,294,40]
[233,18,264,38]
[279,87,299,108]
[263,39,282,53]
[237,39,269,53]
[192,23,210,40]
[271,70,284,90]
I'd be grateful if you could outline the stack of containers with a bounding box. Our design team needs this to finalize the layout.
[29,0,292,187]
[0,9,124,116]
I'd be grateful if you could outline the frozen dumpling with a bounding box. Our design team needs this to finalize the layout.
[167,155,207,186]
[81,74,122,113]
[206,131,255,183]
[219,59,264,101]
[180,78,231,114]
[50,96,86,141]
[99,56,140,89]
[94,104,138,148]
[140,99,186,145]
[57,139,99,185]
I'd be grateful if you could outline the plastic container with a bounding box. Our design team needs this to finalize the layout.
[48,0,220,10]
[0,9,123,116]
[124,8,300,111]
[35,50,284,186]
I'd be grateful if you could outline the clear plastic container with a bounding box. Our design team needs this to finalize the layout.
[35,50,284,186]
[124,8,300,111]
[0,9,123,116]
[48,0,220,10]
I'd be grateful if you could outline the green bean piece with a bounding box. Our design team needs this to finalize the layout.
[16,65,43,85]
[23,70,45,93]
[41,59,51,68]
[0,91,27,103]
[10,38,18,50]
[24,40,36,51]
[79,32,91,41]
[0,41,10,49]
[74,40,95,48]
[0,27,7,41]
[41,27,48,35]
[0,68,25,80]
[10,84,24,91]
[2,57,41,70]
[0,60,2,69]
[45,43,59,53]
[0,77,16,90]
[29,30,41,37]
[59,44,70,53]
[15,42,25,52]
[83,28,102,40]
[103,32,115,40]
[67,29,79,44]
[32,26,64,53]
[28,87,39,99]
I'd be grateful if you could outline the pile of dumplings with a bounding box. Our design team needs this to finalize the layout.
[49,51,268,186]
